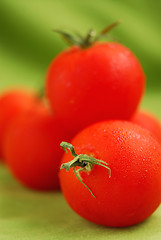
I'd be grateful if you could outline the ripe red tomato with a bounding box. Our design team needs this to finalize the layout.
[59,121,161,227]
[0,89,37,160]
[46,42,145,135]
[3,100,66,190]
[131,111,161,144]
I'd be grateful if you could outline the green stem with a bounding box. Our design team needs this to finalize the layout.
[53,20,121,49]
[100,20,121,35]
[60,142,77,157]
[60,142,111,198]
[73,167,96,198]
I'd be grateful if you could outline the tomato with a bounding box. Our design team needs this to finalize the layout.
[0,89,37,160]
[46,42,145,136]
[3,100,66,190]
[131,111,161,144]
[59,121,161,227]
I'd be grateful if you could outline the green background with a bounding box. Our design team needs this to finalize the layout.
[0,0,161,239]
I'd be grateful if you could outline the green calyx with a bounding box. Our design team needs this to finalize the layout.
[60,141,111,198]
[53,20,120,49]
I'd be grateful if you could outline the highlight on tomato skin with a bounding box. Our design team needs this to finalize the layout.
[3,100,68,191]
[0,88,38,161]
[131,110,161,144]
[59,120,161,227]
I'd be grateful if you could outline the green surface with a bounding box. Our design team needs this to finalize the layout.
[0,162,161,240]
[0,0,161,239]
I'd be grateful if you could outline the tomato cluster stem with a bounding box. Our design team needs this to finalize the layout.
[53,20,120,49]
[60,141,111,198]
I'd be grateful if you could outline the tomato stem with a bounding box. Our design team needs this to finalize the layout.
[53,20,121,49]
[60,141,111,198]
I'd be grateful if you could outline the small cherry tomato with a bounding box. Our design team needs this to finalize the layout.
[0,89,37,160]
[59,121,161,227]
[46,26,145,135]
[131,111,161,144]
[3,100,66,191]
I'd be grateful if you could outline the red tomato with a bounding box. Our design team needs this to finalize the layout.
[59,121,161,227]
[131,111,161,144]
[0,89,37,160]
[3,100,66,190]
[46,42,145,135]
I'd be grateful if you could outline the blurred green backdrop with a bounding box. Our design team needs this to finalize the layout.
[0,0,160,91]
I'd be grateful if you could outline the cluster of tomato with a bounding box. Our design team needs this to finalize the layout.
[0,23,161,227]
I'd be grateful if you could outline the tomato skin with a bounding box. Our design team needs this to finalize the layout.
[3,101,65,190]
[59,121,161,227]
[131,111,161,144]
[46,42,145,135]
[0,89,37,160]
